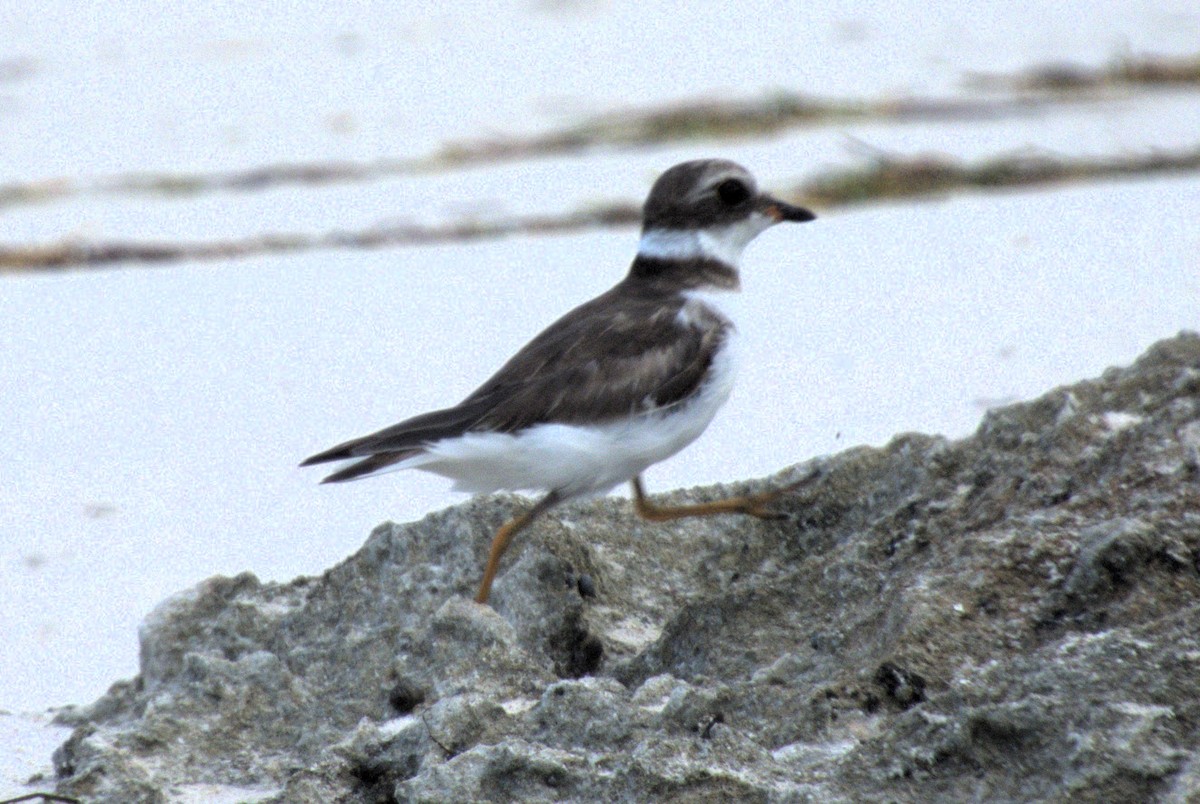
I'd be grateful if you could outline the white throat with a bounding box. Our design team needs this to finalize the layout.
[637,212,776,267]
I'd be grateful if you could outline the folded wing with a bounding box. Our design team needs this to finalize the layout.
[301,284,728,483]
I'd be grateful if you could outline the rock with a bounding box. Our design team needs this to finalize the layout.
[49,332,1200,802]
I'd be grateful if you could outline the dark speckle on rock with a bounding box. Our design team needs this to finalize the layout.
[700,711,725,739]
[388,677,427,714]
[876,661,927,709]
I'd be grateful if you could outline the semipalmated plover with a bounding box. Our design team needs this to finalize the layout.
[302,159,815,603]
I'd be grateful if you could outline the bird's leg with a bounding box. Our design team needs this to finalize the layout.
[630,471,817,522]
[475,490,562,605]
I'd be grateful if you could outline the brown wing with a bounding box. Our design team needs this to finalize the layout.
[301,281,729,482]
[299,393,501,477]
[464,285,728,432]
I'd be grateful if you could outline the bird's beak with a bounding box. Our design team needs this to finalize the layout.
[759,195,816,223]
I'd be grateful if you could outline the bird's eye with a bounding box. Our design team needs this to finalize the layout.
[715,178,750,206]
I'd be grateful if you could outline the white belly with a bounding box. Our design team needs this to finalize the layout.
[401,334,740,500]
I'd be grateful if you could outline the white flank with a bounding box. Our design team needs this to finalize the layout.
[391,335,740,500]
[636,212,777,266]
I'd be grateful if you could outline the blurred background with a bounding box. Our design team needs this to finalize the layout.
[1,0,1197,731]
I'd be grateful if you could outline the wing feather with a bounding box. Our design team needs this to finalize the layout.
[301,281,730,482]
[464,285,727,432]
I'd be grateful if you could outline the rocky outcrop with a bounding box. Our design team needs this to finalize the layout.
[51,332,1200,802]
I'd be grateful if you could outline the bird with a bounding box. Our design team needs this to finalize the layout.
[301,159,816,604]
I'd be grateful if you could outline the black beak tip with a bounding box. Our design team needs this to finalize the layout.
[781,203,817,223]
[762,195,816,223]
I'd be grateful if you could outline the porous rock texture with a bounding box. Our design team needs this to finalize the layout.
[51,332,1200,802]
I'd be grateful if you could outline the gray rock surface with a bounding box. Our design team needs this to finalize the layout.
[50,332,1200,803]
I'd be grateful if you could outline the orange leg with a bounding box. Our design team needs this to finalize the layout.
[630,471,816,522]
[475,491,562,604]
